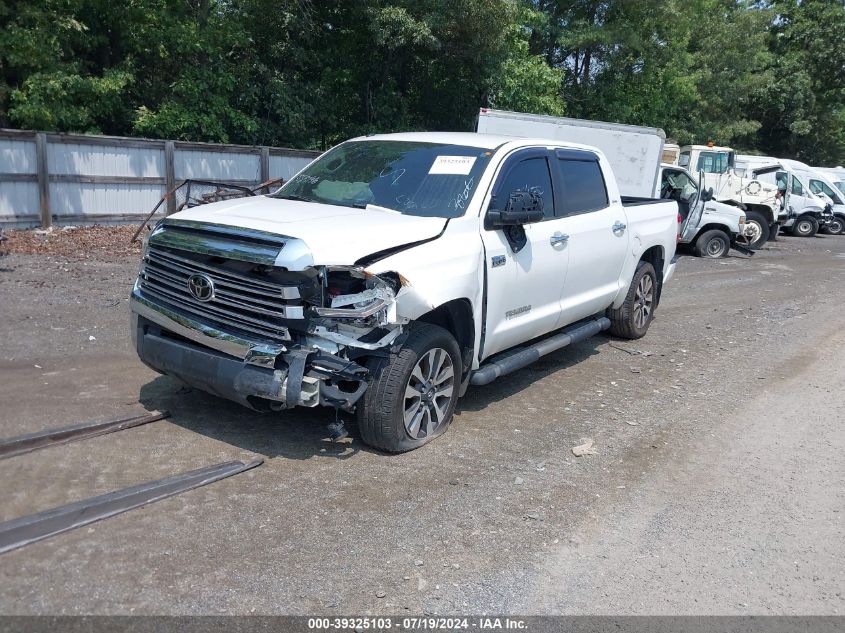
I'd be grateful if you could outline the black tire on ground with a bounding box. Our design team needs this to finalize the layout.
[356,322,461,453]
[743,211,770,249]
[608,261,657,340]
[828,215,845,235]
[793,215,819,237]
[769,223,779,241]
[694,229,730,258]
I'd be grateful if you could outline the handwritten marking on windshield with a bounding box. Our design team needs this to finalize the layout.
[379,167,406,185]
[454,177,475,211]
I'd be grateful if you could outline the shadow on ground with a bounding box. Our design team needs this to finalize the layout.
[137,335,606,460]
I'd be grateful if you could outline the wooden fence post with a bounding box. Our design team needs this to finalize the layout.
[35,133,51,228]
[164,141,176,215]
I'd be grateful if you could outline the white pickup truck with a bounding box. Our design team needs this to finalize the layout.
[131,132,679,452]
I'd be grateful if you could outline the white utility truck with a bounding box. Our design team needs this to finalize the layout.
[679,144,783,247]
[477,109,751,257]
[657,164,753,257]
[131,132,679,452]
[736,156,834,237]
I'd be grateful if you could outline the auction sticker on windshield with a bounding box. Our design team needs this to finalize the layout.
[429,155,477,175]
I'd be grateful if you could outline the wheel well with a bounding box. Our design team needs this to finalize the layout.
[417,299,474,377]
[639,246,664,307]
[693,224,731,242]
[742,204,775,224]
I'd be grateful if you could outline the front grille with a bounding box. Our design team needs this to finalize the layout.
[139,246,299,342]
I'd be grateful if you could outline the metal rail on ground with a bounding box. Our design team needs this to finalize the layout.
[0,459,263,554]
[0,411,170,460]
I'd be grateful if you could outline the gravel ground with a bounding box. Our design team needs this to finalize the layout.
[0,229,843,615]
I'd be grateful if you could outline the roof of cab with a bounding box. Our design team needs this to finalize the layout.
[349,131,605,154]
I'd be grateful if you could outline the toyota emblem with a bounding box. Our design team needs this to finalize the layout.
[187,273,215,302]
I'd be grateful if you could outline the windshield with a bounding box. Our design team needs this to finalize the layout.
[273,140,495,218]
[810,178,844,205]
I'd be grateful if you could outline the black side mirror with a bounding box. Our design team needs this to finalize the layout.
[701,187,714,202]
[486,191,544,230]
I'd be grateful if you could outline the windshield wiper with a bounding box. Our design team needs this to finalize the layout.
[277,194,315,203]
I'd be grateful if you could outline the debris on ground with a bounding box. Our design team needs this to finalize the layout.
[2,225,142,260]
[571,438,598,457]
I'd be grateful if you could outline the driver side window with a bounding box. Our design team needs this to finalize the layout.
[494,157,555,220]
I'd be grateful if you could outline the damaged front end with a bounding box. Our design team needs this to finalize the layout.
[130,220,407,416]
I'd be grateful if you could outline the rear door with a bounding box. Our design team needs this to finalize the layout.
[553,149,630,326]
[479,148,571,358]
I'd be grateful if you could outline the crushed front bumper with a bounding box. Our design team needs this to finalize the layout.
[131,291,369,411]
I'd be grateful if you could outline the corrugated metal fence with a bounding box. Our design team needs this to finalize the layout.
[0,129,321,227]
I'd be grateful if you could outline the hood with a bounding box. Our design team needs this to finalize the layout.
[168,196,447,267]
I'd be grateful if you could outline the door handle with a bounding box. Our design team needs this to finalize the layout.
[612,221,627,233]
[550,232,569,246]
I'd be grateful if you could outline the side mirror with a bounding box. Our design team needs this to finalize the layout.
[486,190,544,230]
[701,187,714,202]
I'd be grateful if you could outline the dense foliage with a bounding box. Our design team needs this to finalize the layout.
[1,0,843,163]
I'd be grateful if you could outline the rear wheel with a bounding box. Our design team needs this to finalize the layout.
[608,261,657,340]
[356,323,460,453]
[793,215,819,237]
[694,229,730,258]
[740,211,769,249]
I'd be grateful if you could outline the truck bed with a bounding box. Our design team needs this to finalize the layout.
[621,196,669,207]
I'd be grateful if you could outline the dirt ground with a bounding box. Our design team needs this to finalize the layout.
[0,229,843,615]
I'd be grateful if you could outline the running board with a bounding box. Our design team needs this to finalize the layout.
[470,317,611,386]
[0,459,263,554]
[0,410,169,460]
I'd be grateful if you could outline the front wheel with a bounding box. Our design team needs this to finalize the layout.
[740,211,769,249]
[793,215,819,237]
[356,323,461,453]
[694,229,730,258]
[608,261,657,340]
[828,215,845,235]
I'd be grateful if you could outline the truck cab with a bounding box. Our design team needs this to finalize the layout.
[679,144,782,248]
[658,164,751,257]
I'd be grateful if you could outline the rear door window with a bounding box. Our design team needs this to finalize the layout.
[554,152,609,215]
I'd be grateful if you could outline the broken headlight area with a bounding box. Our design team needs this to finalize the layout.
[310,266,403,328]
[276,267,404,413]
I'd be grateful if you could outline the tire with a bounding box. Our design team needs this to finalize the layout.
[356,323,461,453]
[793,215,819,237]
[742,211,769,249]
[828,215,845,235]
[694,229,730,258]
[608,261,657,340]
[769,223,779,241]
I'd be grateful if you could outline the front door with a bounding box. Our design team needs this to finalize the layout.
[479,148,571,359]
